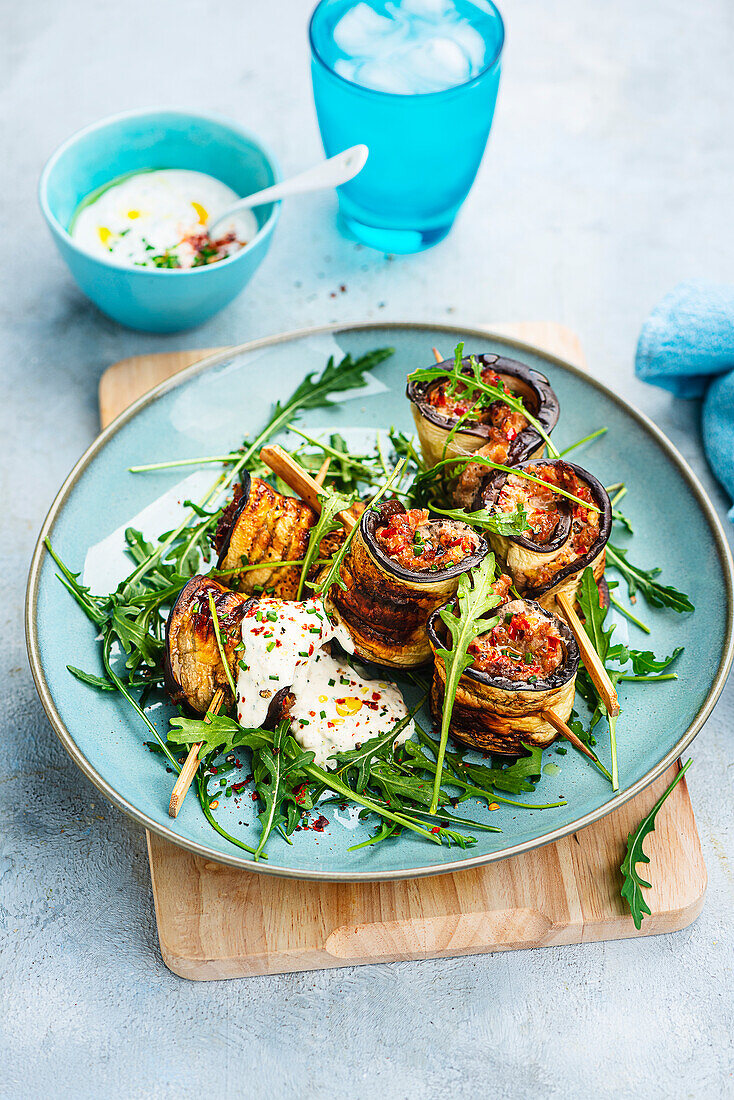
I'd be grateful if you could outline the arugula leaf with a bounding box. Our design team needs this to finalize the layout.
[430,553,502,812]
[427,501,529,537]
[111,604,162,669]
[606,544,694,613]
[410,730,543,797]
[66,665,160,692]
[44,539,109,626]
[252,722,315,860]
[369,759,437,808]
[388,426,425,474]
[621,759,692,928]
[297,485,355,599]
[629,647,683,676]
[466,746,544,795]
[169,714,271,756]
[576,568,627,788]
[577,567,628,668]
[313,457,406,595]
[331,706,418,792]
[612,509,634,534]
[277,348,393,415]
[66,666,116,691]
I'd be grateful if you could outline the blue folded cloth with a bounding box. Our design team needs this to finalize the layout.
[635,280,734,520]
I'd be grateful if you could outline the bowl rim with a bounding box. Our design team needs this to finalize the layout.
[38,106,282,277]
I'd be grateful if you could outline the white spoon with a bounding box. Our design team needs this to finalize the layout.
[207,144,369,237]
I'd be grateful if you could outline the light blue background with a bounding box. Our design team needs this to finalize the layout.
[3,0,733,1097]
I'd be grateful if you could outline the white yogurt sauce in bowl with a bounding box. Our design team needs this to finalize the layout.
[236,596,413,770]
[70,169,258,270]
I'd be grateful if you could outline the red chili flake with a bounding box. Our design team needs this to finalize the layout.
[312,815,329,832]
[251,792,258,801]
[431,826,441,834]
[231,782,247,793]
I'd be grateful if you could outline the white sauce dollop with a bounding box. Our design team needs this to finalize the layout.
[236,597,412,770]
[290,650,412,769]
[71,169,258,269]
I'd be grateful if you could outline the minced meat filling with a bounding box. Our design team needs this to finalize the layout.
[376,508,481,572]
[468,598,565,682]
[496,462,600,588]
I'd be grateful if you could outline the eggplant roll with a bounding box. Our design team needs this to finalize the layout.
[406,353,560,506]
[214,473,317,599]
[477,459,612,612]
[325,501,488,669]
[428,594,580,754]
[164,575,248,714]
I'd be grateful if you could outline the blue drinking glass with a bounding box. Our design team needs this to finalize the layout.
[309,0,504,254]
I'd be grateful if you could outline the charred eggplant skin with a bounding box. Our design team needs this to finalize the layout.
[164,575,249,715]
[406,353,560,471]
[476,459,612,611]
[326,502,489,669]
[427,599,580,755]
[214,472,317,599]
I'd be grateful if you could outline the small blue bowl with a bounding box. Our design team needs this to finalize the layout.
[39,108,281,333]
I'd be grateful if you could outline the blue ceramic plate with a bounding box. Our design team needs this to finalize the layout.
[26,323,734,880]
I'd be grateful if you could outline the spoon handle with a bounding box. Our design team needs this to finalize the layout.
[207,144,368,234]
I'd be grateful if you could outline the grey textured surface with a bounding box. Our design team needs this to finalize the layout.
[3,0,734,1097]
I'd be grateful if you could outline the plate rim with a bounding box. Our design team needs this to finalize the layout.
[25,319,734,881]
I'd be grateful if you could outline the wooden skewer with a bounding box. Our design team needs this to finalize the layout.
[260,445,356,530]
[556,591,620,717]
[169,687,225,818]
[432,346,443,363]
[315,456,331,486]
[540,708,600,765]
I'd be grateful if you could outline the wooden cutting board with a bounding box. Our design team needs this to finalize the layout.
[99,322,706,981]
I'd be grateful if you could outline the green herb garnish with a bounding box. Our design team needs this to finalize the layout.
[429,553,502,813]
[606,544,694,613]
[621,759,692,928]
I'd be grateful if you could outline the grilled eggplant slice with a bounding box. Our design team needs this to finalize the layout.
[428,595,580,754]
[325,501,489,669]
[406,352,560,506]
[164,575,248,714]
[215,473,317,599]
[477,459,612,612]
